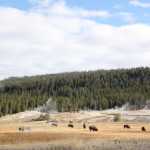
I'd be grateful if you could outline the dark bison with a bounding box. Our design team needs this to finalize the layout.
[141,126,146,132]
[124,124,130,129]
[89,125,98,132]
[18,127,24,132]
[18,127,31,132]
[68,124,74,128]
[83,123,86,129]
[51,123,58,127]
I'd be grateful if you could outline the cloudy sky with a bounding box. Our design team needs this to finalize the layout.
[0,0,150,80]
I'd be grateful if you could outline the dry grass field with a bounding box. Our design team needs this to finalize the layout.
[0,111,150,149]
[0,121,150,149]
[0,121,150,143]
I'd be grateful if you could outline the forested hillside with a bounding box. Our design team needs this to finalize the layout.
[0,67,150,116]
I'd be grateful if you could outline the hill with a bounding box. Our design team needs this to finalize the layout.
[0,67,150,116]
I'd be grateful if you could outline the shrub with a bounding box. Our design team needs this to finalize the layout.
[113,113,121,122]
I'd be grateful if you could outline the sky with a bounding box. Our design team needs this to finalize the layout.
[0,0,150,79]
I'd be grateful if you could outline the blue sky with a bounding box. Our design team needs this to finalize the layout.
[0,0,150,25]
[0,0,30,10]
[0,0,150,79]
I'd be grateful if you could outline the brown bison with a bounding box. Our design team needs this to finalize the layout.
[83,123,86,129]
[124,124,130,129]
[18,127,24,132]
[19,127,31,132]
[51,123,58,127]
[89,125,98,132]
[68,124,74,128]
[141,126,146,132]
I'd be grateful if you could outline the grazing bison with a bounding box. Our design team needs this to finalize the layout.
[124,124,130,129]
[19,127,31,132]
[141,126,146,132]
[89,125,98,132]
[51,123,58,127]
[83,123,86,129]
[18,127,24,132]
[68,124,74,128]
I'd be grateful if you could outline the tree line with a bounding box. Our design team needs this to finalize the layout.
[0,67,150,116]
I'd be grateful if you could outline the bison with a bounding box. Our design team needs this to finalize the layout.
[89,125,98,132]
[68,124,74,128]
[51,123,58,127]
[141,126,146,132]
[83,123,86,129]
[18,127,31,132]
[18,127,24,132]
[124,124,130,129]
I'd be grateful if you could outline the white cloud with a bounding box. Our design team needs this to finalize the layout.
[0,1,150,79]
[118,12,136,24]
[130,0,150,8]
[53,1,110,18]
[30,0,111,18]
